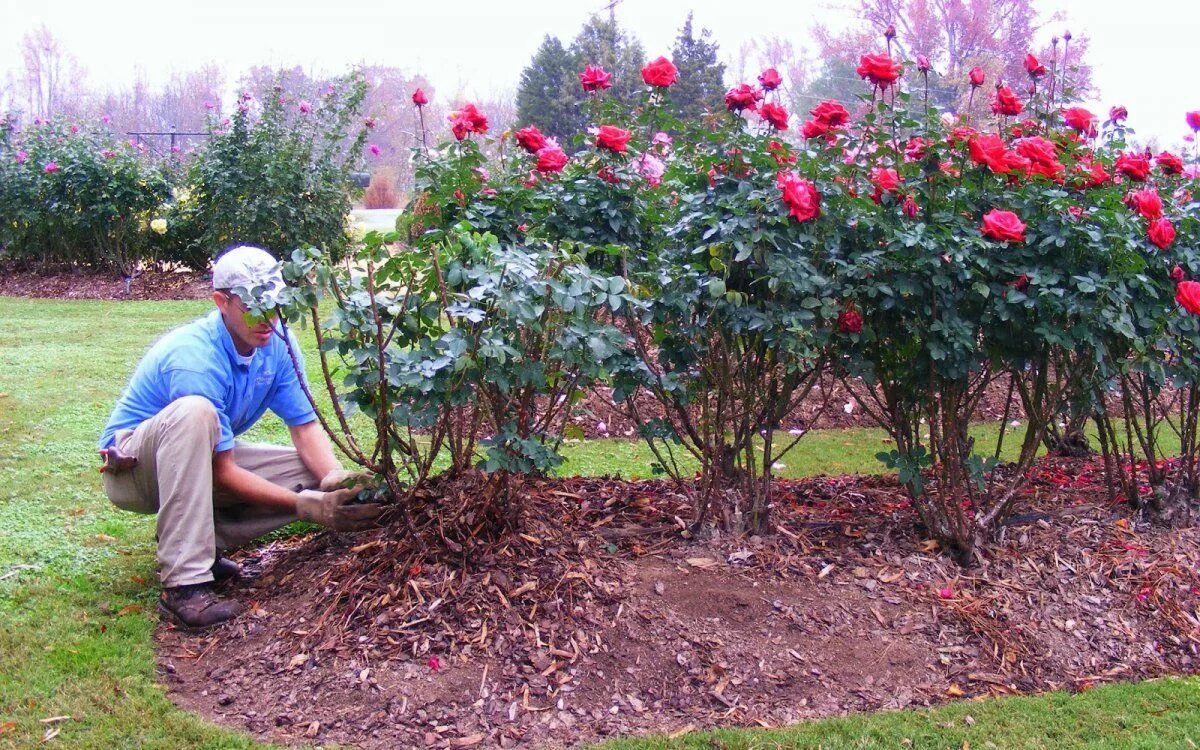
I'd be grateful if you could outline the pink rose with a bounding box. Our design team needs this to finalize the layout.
[412,89,429,107]
[980,209,1027,243]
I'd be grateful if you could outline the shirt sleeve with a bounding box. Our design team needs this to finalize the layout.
[268,331,318,427]
[162,367,237,452]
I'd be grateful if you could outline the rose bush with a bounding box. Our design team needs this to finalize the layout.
[0,115,170,274]
[275,32,1198,556]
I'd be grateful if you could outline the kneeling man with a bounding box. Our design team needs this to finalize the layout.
[98,246,381,629]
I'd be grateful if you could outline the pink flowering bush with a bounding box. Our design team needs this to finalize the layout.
[0,114,169,273]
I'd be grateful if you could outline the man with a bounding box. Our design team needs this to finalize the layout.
[98,245,382,629]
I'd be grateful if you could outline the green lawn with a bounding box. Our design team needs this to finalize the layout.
[0,296,1195,750]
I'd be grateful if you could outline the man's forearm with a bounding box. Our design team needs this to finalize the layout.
[289,420,343,481]
[213,452,301,511]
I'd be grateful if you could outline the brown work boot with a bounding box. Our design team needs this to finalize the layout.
[159,583,243,629]
[211,556,242,582]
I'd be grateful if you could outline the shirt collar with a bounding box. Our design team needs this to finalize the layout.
[209,310,257,368]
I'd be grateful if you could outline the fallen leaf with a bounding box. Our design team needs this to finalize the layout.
[946,684,965,697]
[685,557,718,569]
[450,734,484,748]
[287,653,309,669]
[0,722,15,734]
[42,726,59,743]
[93,534,117,543]
[304,721,320,738]
[116,604,143,617]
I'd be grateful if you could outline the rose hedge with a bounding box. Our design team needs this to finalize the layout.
[271,40,1199,555]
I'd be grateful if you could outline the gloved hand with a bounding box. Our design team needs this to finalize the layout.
[296,489,384,532]
[319,468,376,492]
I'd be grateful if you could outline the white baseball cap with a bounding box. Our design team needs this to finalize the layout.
[212,245,284,292]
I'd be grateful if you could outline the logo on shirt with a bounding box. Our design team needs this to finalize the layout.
[254,369,274,386]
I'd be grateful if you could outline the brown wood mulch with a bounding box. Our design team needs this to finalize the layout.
[0,265,211,300]
[156,458,1200,749]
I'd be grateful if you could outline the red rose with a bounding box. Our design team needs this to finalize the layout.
[810,100,850,127]
[758,68,782,91]
[1078,159,1110,188]
[969,134,1010,174]
[597,166,620,184]
[641,57,678,87]
[1187,112,1200,132]
[1061,107,1096,133]
[1116,152,1151,181]
[949,125,977,147]
[968,67,985,87]
[448,104,488,140]
[1012,273,1030,292]
[1148,218,1176,249]
[870,166,900,193]
[1171,266,1186,282]
[1126,189,1163,220]
[580,65,612,92]
[778,171,821,223]
[412,88,429,107]
[515,125,547,153]
[905,137,931,161]
[902,195,920,218]
[535,146,567,173]
[1109,105,1128,122]
[1024,53,1046,79]
[857,54,902,87]
[801,119,830,140]
[837,307,863,334]
[1015,136,1058,165]
[594,125,631,153]
[1003,151,1032,177]
[1178,280,1200,314]
[724,84,761,112]
[991,86,1024,117]
[980,209,1027,243]
[1157,151,1185,175]
[759,102,790,130]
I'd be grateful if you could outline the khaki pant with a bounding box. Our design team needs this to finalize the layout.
[101,396,319,587]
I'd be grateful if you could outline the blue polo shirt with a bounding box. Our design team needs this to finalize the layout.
[99,311,317,453]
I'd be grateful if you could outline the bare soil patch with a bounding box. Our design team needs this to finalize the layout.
[156,459,1200,749]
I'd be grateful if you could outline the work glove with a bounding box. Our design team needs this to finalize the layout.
[98,446,138,474]
[296,489,384,532]
[319,468,376,492]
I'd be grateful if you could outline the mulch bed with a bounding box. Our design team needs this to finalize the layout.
[0,265,211,300]
[156,457,1200,749]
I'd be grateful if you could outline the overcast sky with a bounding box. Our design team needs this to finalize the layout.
[2,0,1198,146]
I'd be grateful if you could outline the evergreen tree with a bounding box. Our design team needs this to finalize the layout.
[516,35,580,144]
[668,14,726,123]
